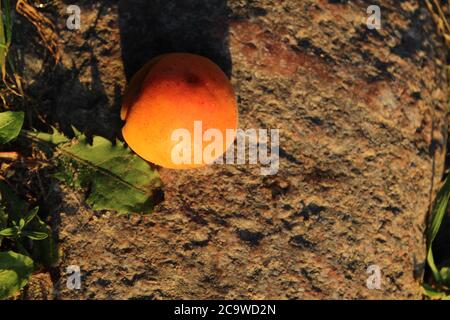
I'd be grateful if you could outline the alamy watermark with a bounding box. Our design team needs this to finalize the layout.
[366,5,381,30]
[50,265,81,297]
[366,264,382,290]
[66,5,81,30]
[171,121,280,175]
[66,265,82,290]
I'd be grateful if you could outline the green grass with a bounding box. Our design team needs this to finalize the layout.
[0,0,22,106]
[0,0,12,79]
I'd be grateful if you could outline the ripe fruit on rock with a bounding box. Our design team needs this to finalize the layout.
[121,53,238,169]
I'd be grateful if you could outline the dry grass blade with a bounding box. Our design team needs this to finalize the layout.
[16,0,60,62]
[434,0,450,32]
[426,0,450,49]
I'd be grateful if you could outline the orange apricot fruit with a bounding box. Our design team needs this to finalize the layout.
[121,53,238,169]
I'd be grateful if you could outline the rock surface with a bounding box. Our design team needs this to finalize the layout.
[17,0,447,299]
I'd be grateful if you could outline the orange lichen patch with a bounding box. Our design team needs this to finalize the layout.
[121,53,238,169]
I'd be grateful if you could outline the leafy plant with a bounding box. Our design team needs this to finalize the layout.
[423,176,450,299]
[0,110,46,299]
[0,105,162,298]
[0,110,57,299]
[0,180,57,267]
[0,206,48,242]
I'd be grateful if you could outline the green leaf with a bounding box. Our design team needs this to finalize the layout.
[18,218,24,230]
[0,111,24,144]
[0,251,33,299]
[22,231,48,241]
[0,227,16,237]
[427,176,450,282]
[422,284,446,299]
[0,0,9,78]
[0,204,7,246]
[422,283,450,300]
[0,205,6,228]
[29,130,161,214]
[26,127,69,146]
[27,215,57,268]
[23,207,38,227]
[440,267,450,286]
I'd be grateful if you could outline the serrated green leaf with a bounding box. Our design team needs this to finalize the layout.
[31,130,160,214]
[0,111,24,144]
[0,251,33,299]
[66,135,161,213]
[27,127,161,213]
[25,127,69,146]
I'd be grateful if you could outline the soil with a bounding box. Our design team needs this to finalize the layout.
[10,0,449,299]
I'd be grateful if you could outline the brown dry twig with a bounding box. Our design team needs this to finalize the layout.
[0,151,19,160]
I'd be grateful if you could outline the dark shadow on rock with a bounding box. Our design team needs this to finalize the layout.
[118,0,232,80]
[15,1,122,141]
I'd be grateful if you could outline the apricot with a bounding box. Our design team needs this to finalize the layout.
[121,53,238,169]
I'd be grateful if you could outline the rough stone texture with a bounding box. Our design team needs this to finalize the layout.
[17,0,447,299]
